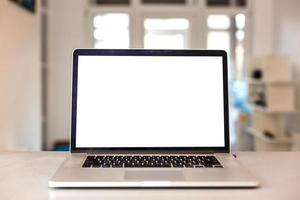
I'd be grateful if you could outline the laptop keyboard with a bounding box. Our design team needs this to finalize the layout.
[82,155,223,168]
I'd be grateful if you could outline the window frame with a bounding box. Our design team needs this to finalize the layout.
[141,13,195,49]
[87,0,252,78]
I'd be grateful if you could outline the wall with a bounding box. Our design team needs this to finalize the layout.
[274,0,300,131]
[0,0,41,150]
[251,0,275,57]
[47,0,88,149]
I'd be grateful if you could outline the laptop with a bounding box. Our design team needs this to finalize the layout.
[49,49,259,188]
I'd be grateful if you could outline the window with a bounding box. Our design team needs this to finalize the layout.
[235,13,246,79]
[94,0,130,5]
[87,0,250,150]
[142,0,186,4]
[206,0,247,7]
[206,13,246,80]
[207,31,230,54]
[207,15,231,57]
[206,0,230,7]
[144,18,190,49]
[207,15,231,29]
[206,13,247,146]
[93,13,130,49]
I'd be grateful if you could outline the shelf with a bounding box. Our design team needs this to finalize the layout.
[251,105,296,114]
[247,78,294,85]
[247,127,292,145]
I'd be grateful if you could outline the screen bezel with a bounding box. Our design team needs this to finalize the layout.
[71,49,230,153]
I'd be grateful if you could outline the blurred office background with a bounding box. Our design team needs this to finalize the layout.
[0,0,300,151]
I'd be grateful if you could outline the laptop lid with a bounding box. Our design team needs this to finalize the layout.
[71,49,229,154]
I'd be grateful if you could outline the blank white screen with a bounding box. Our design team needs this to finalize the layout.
[76,55,225,147]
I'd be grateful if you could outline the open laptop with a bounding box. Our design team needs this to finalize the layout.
[49,49,259,188]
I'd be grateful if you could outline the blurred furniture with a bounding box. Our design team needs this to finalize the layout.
[52,140,69,151]
[292,132,300,151]
[1,152,300,199]
[247,55,295,151]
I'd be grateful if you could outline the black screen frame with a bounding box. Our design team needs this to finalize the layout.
[71,49,230,154]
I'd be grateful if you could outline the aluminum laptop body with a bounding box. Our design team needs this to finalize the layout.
[49,49,259,188]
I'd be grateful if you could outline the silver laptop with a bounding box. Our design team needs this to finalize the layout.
[49,49,259,188]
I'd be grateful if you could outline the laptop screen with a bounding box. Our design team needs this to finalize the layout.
[75,54,226,148]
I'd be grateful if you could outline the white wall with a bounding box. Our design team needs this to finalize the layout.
[47,0,88,149]
[0,1,41,150]
[251,0,275,57]
[274,0,300,131]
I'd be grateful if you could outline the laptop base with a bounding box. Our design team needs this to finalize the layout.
[49,153,259,188]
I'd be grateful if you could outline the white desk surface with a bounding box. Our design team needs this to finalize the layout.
[0,151,299,200]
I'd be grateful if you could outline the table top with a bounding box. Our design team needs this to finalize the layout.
[0,151,299,200]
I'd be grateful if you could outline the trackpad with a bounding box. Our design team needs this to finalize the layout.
[125,170,184,181]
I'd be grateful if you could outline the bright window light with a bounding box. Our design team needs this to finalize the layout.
[235,13,245,29]
[144,18,190,49]
[207,15,230,29]
[207,31,230,55]
[144,19,189,30]
[93,13,129,49]
[94,14,129,28]
[236,30,245,41]
[145,34,185,49]
[235,44,244,79]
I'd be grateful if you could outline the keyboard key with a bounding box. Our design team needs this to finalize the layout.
[84,155,222,168]
[214,165,223,168]
[82,163,91,168]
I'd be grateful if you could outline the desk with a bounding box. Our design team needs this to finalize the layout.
[0,152,299,200]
